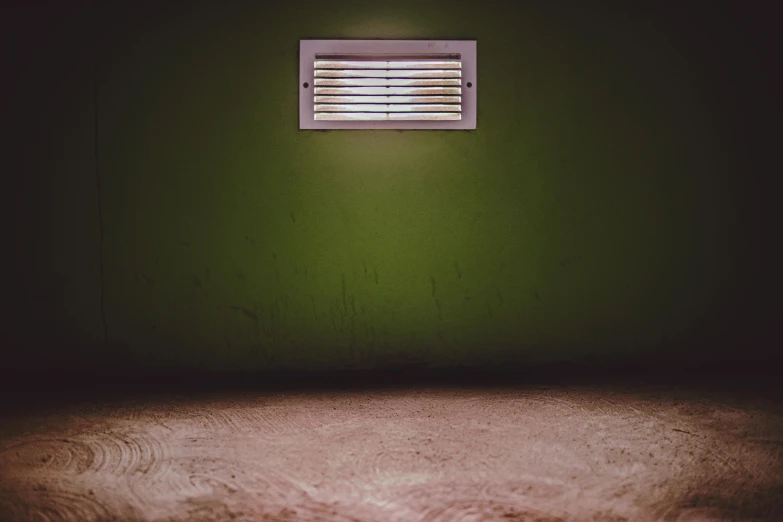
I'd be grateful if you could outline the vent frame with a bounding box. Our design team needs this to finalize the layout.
[299,40,477,130]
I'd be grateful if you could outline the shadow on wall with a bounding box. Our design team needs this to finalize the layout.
[2,0,779,373]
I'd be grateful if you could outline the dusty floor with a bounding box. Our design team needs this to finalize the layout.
[1,382,782,521]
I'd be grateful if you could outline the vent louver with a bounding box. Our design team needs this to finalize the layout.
[300,40,476,130]
[313,57,462,121]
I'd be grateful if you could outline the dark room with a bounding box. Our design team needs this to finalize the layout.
[1,1,781,520]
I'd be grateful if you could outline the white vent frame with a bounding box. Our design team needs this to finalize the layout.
[299,40,477,130]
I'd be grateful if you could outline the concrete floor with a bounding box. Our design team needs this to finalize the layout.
[1,382,782,521]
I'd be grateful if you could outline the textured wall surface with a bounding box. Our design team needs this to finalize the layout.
[3,1,778,373]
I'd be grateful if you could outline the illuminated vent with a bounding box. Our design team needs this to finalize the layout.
[300,40,476,130]
[313,58,462,122]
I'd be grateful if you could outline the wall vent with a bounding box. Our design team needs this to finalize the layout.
[299,40,476,130]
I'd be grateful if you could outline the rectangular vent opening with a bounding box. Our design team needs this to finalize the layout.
[300,41,476,130]
[313,56,462,122]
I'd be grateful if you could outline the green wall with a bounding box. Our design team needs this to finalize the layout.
[4,1,778,373]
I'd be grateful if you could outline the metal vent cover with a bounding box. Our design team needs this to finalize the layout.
[299,40,476,130]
